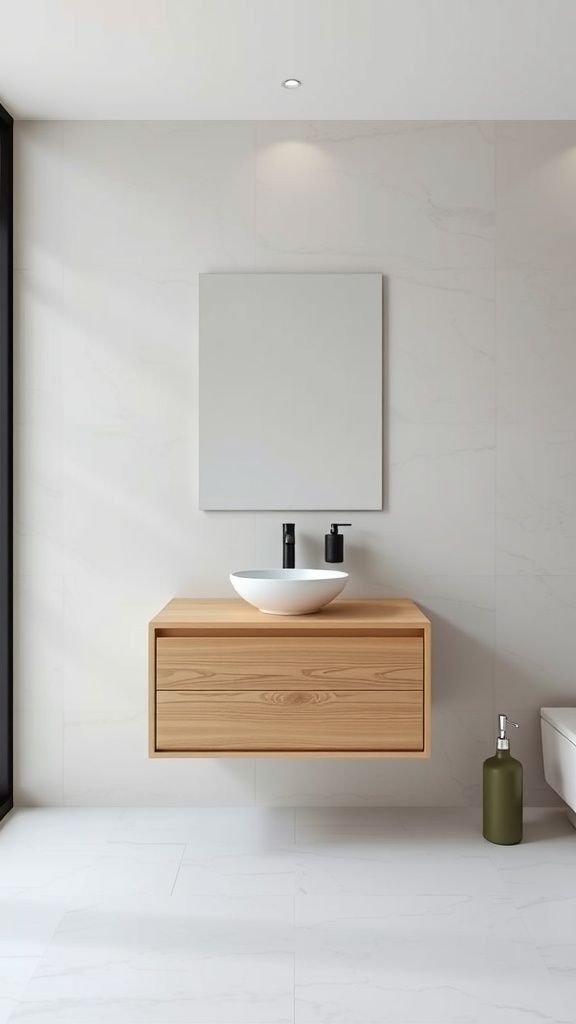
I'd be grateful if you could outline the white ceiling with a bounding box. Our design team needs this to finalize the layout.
[1,0,575,120]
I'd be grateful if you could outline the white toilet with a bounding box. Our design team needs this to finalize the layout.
[541,707,576,829]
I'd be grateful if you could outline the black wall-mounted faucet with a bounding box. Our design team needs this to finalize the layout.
[283,523,295,568]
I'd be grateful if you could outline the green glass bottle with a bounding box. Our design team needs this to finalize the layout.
[482,714,523,845]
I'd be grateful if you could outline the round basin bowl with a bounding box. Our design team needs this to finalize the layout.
[229,568,349,615]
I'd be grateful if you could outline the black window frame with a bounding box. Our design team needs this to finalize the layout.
[0,100,13,822]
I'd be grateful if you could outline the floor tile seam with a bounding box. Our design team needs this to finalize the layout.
[32,888,528,901]
[0,885,81,901]
[294,893,512,901]
[13,893,78,962]
[169,844,188,896]
[292,894,296,1024]
[293,843,511,865]
[0,960,43,1014]
[526,938,576,1024]
[292,843,491,851]
[103,839,192,846]
[293,891,516,901]
[0,837,106,850]
[486,862,576,884]
[0,953,41,958]
[18,885,518,899]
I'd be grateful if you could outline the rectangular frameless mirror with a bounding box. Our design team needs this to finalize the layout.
[199,273,382,511]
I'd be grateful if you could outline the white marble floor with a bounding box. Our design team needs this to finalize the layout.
[0,806,575,1024]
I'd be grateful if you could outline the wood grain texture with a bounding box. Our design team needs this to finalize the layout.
[151,597,430,631]
[149,748,429,759]
[148,623,157,757]
[156,636,423,691]
[423,621,432,756]
[149,597,432,758]
[156,690,423,752]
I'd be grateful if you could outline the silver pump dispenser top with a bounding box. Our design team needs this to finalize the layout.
[497,714,519,750]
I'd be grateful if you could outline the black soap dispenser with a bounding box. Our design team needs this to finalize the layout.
[325,523,351,563]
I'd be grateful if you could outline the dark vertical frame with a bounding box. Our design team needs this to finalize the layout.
[0,101,13,822]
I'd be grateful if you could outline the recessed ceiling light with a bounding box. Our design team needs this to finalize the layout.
[282,79,301,89]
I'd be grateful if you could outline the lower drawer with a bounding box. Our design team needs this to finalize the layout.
[156,690,423,752]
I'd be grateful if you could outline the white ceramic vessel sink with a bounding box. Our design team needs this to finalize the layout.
[230,568,349,615]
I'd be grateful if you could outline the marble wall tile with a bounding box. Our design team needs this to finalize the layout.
[14,421,64,578]
[14,120,576,808]
[255,121,494,273]
[381,422,496,576]
[11,579,68,803]
[59,427,197,584]
[404,575,495,712]
[58,270,197,428]
[497,121,576,271]
[61,575,162,723]
[14,709,64,808]
[497,268,576,427]
[497,424,576,575]
[389,269,495,425]
[13,123,64,275]
[494,120,576,809]
[495,575,576,708]
[59,428,257,587]
[13,576,65,716]
[58,122,256,274]
[62,720,255,807]
[13,271,64,428]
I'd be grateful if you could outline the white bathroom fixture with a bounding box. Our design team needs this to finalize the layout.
[541,707,576,828]
[229,568,348,615]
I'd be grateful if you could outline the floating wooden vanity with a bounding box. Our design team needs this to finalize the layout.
[149,599,431,758]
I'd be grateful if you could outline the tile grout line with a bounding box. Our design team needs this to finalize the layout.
[169,844,187,897]
[493,118,498,736]
[292,891,296,1024]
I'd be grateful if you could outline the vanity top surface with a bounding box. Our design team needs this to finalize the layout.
[151,598,430,630]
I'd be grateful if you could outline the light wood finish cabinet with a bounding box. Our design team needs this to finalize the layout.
[149,599,431,758]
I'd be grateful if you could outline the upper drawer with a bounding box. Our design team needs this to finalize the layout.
[156,636,423,691]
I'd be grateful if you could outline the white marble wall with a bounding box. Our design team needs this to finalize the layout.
[13,121,576,806]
